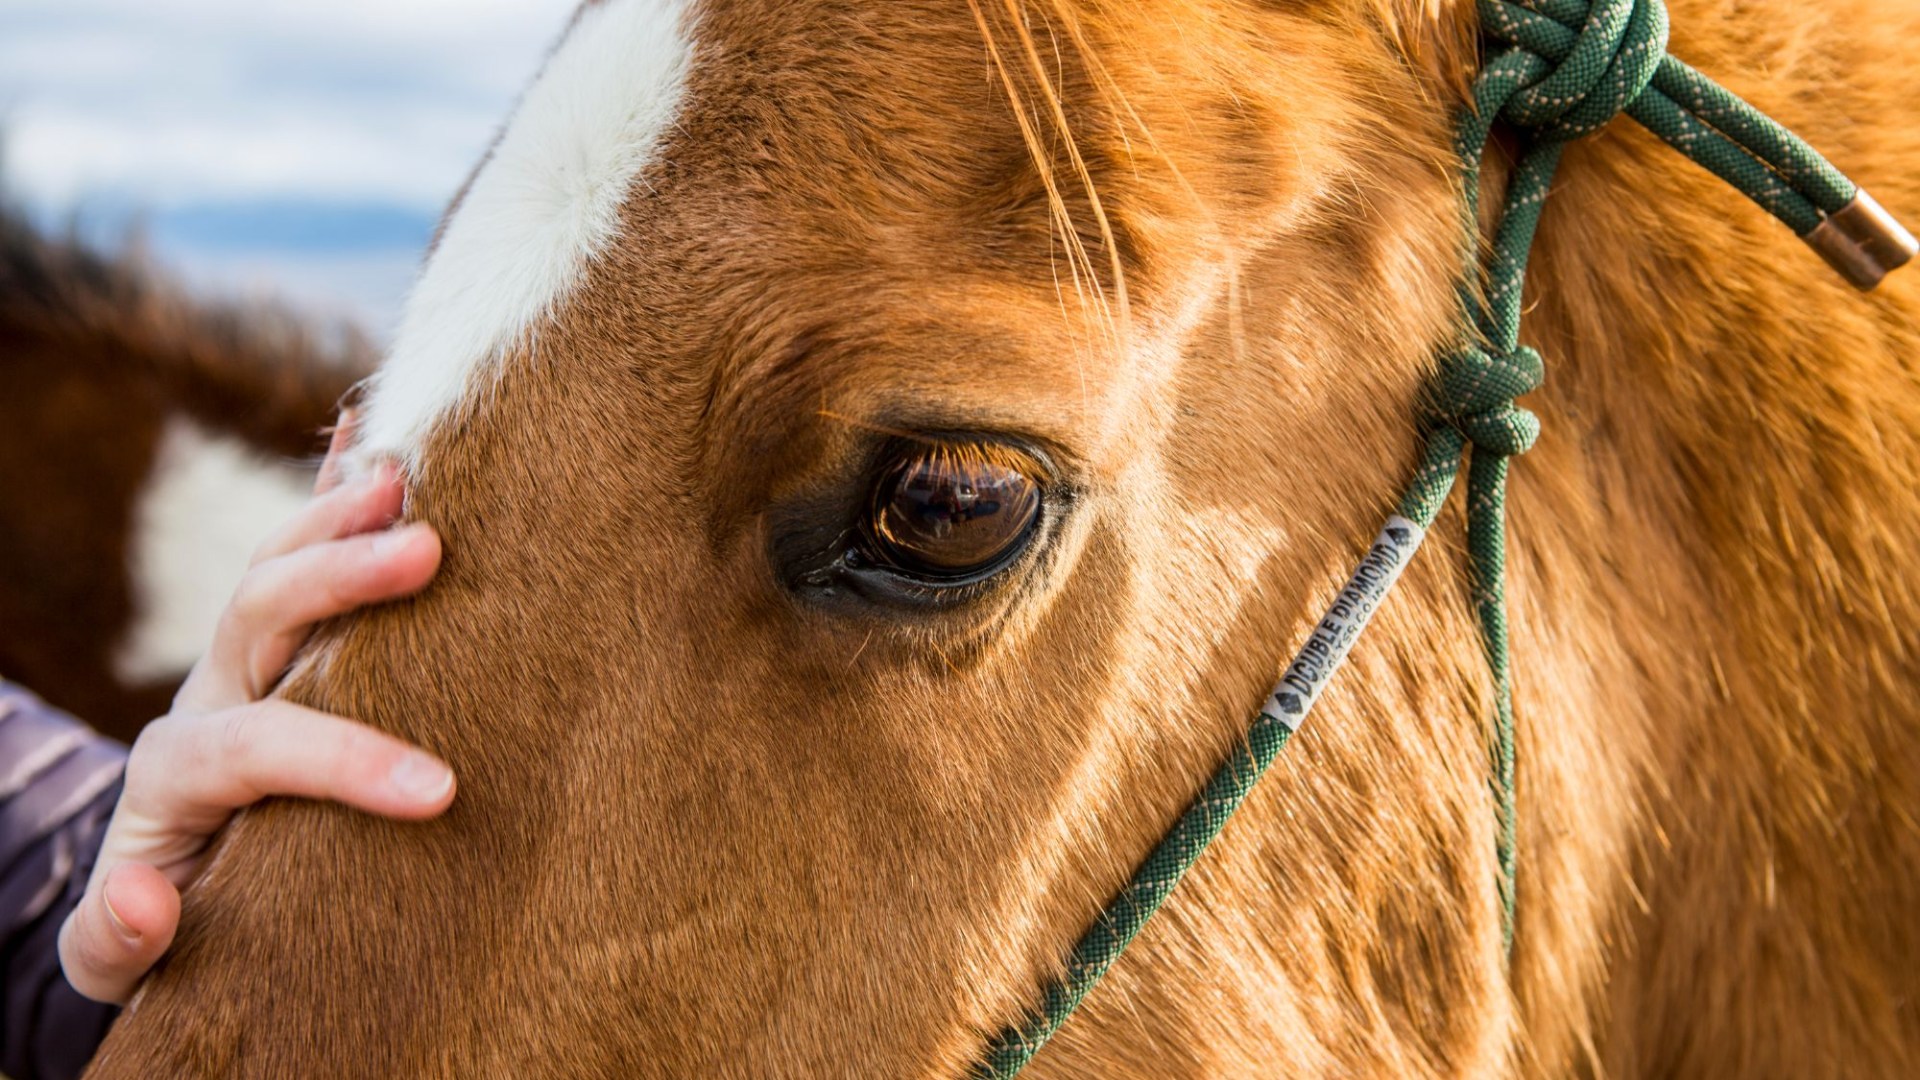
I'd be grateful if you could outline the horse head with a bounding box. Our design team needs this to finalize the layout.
[89,1,1920,1076]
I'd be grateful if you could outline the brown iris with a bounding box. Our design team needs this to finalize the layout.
[867,441,1043,577]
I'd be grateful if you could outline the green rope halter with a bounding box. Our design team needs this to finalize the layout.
[973,2,1914,1075]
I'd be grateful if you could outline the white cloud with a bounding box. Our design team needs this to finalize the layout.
[8,102,493,207]
[0,1,584,332]
[0,0,581,210]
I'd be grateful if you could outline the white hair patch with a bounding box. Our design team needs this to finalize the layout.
[355,0,697,465]
[114,418,315,683]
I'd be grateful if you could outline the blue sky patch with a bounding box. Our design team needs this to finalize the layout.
[147,199,440,255]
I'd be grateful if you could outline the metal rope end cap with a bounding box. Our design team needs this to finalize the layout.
[1805,189,1918,291]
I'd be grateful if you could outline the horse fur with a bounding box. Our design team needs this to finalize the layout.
[89,0,1920,1075]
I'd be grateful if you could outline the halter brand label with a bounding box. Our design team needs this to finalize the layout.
[1262,515,1425,731]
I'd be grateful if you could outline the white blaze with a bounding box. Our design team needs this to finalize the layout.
[356,0,697,464]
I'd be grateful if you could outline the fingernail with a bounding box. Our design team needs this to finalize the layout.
[103,893,142,946]
[372,523,426,558]
[389,752,454,802]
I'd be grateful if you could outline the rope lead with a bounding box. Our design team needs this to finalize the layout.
[973,4,1913,1075]
[1478,0,1917,286]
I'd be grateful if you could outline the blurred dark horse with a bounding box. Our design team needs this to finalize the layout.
[0,204,369,741]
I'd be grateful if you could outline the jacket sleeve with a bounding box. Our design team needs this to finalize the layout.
[0,681,127,1080]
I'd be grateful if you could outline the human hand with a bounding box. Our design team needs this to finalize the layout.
[58,415,453,1004]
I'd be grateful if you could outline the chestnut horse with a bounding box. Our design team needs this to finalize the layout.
[90,0,1920,1076]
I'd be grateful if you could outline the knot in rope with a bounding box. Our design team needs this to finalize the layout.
[1480,0,1670,142]
[1431,344,1545,457]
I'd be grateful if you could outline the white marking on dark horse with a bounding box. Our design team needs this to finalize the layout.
[115,418,314,683]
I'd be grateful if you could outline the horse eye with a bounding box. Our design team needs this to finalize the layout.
[866,441,1043,579]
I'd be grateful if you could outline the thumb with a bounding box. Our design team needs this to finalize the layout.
[58,863,182,1004]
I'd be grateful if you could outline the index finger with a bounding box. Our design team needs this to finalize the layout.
[252,459,406,567]
[314,407,360,495]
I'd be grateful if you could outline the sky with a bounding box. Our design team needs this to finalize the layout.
[0,0,580,339]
